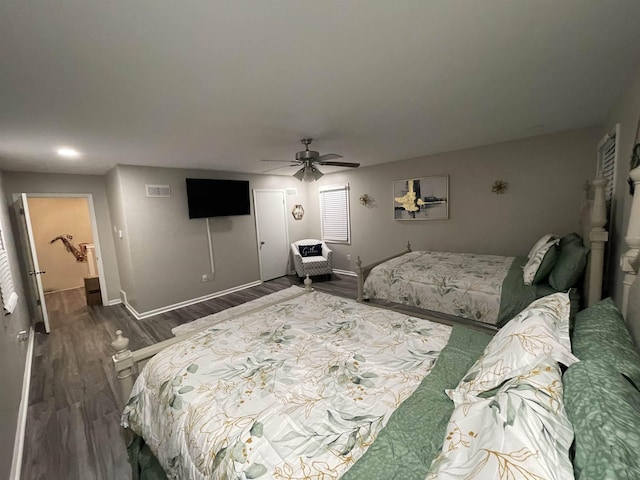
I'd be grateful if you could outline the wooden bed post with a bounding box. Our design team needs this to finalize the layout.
[587,174,609,307]
[112,330,135,405]
[621,166,640,315]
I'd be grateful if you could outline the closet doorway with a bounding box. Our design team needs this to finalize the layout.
[253,189,290,281]
[17,193,107,333]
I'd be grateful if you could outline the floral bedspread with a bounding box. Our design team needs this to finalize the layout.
[363,251,514,325]
[122,288,452,480]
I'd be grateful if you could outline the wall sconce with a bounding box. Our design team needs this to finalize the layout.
[359,194,371,206]
[291,204,304,220]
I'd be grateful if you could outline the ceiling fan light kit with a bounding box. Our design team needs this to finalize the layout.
[262,138,360,181]
[294,164,324,182]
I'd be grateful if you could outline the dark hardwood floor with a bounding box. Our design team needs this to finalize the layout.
[21,274,356,480]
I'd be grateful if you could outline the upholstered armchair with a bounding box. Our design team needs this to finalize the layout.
[291,239,333,280]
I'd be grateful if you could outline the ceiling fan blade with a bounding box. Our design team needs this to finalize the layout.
[318,161,360,168]
[261,159,299,163]
[317,153,343,161]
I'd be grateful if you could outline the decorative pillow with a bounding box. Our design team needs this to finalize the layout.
[523,239,560,285]
[449,292,576,401]
[527,233,555,258]
[429,360,574,480]
[571,297,640,389]
[564,360,640,480]
[532,243,559,284]
[298,244,322,257]
[559,232,583,249]
[549,241,588,291]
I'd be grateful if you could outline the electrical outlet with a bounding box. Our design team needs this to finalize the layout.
[201,274,208,282]
[347,254,351,261]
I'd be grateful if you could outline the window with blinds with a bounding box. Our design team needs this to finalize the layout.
[0,229,18,314]
[319,184,351,244]
[597,127,619,207]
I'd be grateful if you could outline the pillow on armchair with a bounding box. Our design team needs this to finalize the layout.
[298,244,322,257]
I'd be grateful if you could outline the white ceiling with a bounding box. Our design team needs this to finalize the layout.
[2,1,640,176]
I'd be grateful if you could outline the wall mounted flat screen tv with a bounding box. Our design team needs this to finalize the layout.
[185,178,251,218]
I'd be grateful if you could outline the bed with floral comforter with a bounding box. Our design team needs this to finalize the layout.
[122,289,582,480]
[122,288,491,480]
[362,251,549,327]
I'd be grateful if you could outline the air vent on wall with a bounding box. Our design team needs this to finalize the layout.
[286,188,297,196]
[145,184,171,198]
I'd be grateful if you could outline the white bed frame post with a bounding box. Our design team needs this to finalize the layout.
[586,175,609,307]
[111,330,135,405]
[621,167,640,315]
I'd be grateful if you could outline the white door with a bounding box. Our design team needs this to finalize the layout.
[17,193,50,332]
[253,190,289,281]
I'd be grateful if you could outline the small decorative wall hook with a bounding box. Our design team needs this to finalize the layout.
[491,180,508,194]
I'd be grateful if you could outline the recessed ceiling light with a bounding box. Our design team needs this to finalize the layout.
[56,147,81,158]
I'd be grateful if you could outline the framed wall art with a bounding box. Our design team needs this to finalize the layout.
[393,175,449,220]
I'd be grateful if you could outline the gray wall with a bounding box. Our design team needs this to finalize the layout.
[105,167,135,305]
[601,60,640,344]
[307,126,601,272]
[2,172,121,304]
[110,165,310,314]
[0,171,33,480]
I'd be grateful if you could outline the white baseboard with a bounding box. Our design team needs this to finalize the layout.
[105,298,122,307]
[10,326,35,480]
[332,268,356,277]
[122,280,264,320]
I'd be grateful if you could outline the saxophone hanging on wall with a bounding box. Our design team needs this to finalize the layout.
[50,234,88,262]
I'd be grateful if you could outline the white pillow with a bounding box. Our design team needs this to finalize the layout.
[428,360,574,480]
[447,292,576,402]
[527,233,555,258]
[522,238,559,285]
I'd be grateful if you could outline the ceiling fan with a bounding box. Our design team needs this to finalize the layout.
[262,138,360,181]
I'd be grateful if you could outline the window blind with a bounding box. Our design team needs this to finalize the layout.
[597,130,618,205]
[0,231,18,314]
[319,184,351,244]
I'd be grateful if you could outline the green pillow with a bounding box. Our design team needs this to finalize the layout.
[559,232,583,249]
[532,244,559,284]
[564,360,640,480]
[573,298,635,349]
[549,241,588,290]
[572,298,640,387]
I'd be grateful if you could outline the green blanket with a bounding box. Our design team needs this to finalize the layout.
[497,256,539,326]
[128,434,169,480]
[127,325,491,480]
[342,325,491,480]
